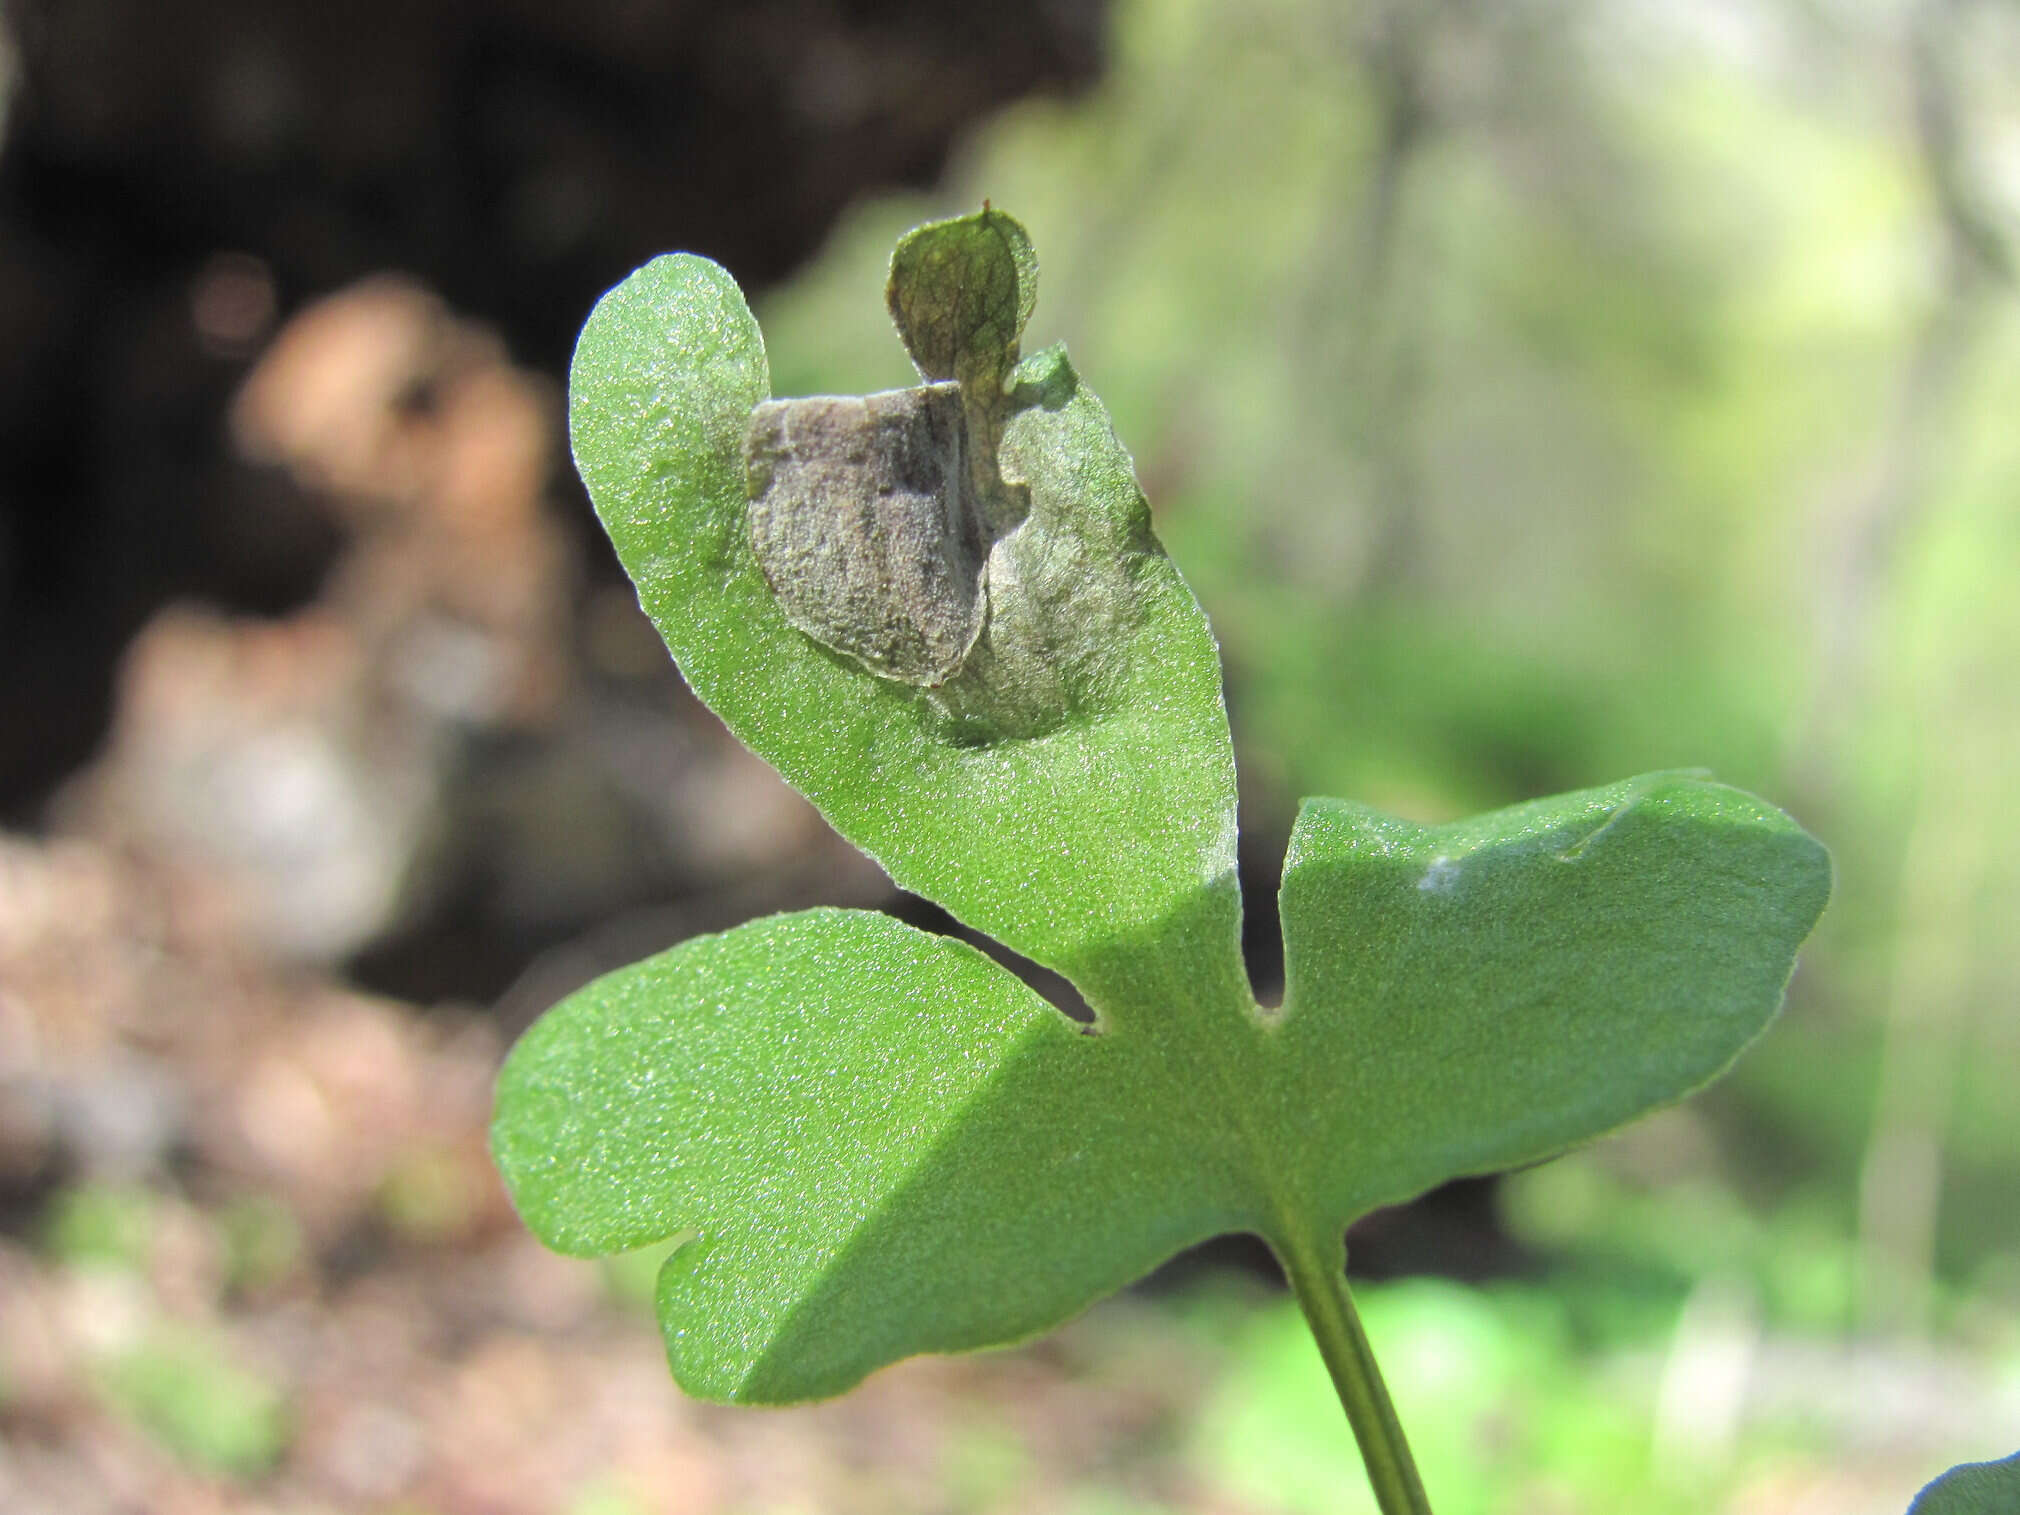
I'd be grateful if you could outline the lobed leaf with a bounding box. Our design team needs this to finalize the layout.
[500,209,1835,1416]
[567,233,1241,1009]
[1272,773,1833,1226]
[494,771,1828,1401]
[491,909,1251,1402]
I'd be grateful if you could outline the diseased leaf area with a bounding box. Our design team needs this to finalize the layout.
[493,208,1831,1421]
[564,236,1239,988]
[744,384,982,685]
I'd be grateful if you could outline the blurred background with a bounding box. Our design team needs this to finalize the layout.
[1,0,2016,1511]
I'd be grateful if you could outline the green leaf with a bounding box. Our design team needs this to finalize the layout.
[886,206,1038,391]
[501,209,1833,1414]
[1273,773,1834,1224]
[491,908,1253,1402]
[495,777,1826,1403]
[1908,1452,2020,1514]
[567,216,1240,1008]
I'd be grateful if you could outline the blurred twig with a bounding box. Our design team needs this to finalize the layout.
[1910,0,2014,288]
[1041,1,1234,343]
[1794,0,2014,786]
[1857,733,1993,1335]
[1828,0,2016,1338]
[1279,0,1442,596]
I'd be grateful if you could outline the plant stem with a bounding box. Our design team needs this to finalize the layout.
[1275,1226,1434,1515]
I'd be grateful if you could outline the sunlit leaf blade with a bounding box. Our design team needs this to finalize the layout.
[490,908,1253,1403]
[1908,1452,2020,1513]
[1273,773,1833,1226]
[567,231,1241,1006]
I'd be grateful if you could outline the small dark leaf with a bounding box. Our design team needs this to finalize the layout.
[1908,1451,2020,1514]
[885,207,1038,390]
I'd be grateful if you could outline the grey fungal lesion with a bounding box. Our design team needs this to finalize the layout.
[741,208,1142,743]
[744,384,988,687]
[742,359,1134,745]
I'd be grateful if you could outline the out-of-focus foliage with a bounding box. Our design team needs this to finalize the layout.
[95,1327,289,1478]
[39,1182,159,1272]
[757,0,2020,1328]
[26,1180,293,1479]
[1189,1274,2020,1515]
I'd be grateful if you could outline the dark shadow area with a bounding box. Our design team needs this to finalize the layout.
[0,0,1109,816]
[1140,1174,1531,1294]
[889,891,1097,1026]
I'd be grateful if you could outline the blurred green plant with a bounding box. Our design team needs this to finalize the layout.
[95,1325,289,1478]
[489,208,1830,1514]
[1195,1273,2020,1514]
[567,1483,653,1515]
[376,1145,483,1244]
[216,1193,303,1296]
[1198,1279,1677,1515]
[39,1181,158,1272]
